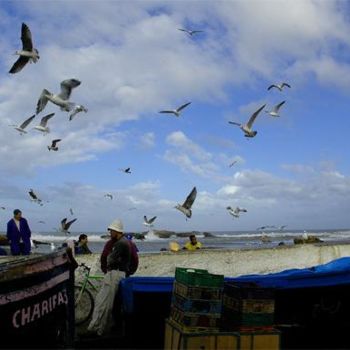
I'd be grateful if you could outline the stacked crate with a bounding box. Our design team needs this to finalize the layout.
[221,282,275,331]
[169,268,224,332]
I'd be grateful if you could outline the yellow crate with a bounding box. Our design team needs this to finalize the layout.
[164,319,239,350]
[238,330,280,350]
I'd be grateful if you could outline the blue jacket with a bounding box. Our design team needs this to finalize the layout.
[7,217,31,240]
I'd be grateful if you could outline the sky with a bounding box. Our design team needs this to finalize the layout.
[0,0,350,233]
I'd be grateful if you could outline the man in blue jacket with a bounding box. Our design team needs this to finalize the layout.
[7,209,32,255]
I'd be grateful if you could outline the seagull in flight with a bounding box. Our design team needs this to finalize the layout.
[69,208,74,216]
[229,160,238,168]
[175,186,197,219]
[9,115,35,135]
[119,167,131,174]
[265,101,286,117]
[1,207,6,210]
[33,113,55,134]
[36,79,84,115]
[267,83,291,91]
[226,206,247,218]
[9,23,40,74]
[159,102,191,117]
[104,193,113,200]
[178,28,203,36]
[38,220,45,224]
[48,139,61,151]
[228,104,266,138]
[29,189,43,206]
[60,218,77,235]
[256,225,274,231]
[143,215,157,227]
[69,105,88,121]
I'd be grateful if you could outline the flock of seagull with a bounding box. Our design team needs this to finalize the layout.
[5,22,290,237]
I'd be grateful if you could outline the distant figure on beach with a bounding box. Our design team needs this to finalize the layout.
[89,219,131,336]
[75,234,92,254]
[184,234,202,251]
[6,209,32,255]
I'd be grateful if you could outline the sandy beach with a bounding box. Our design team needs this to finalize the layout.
[76,241,350,278]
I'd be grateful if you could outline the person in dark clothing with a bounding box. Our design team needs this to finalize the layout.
[75,234,92,254]
[7,209,32,255]
[106,220,131,273]
[101,236,117,274]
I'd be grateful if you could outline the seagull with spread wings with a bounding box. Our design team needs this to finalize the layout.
[226,206,247,218]
[60,218,77,235]
[228,104,266,138]
[48,139,62,151]
[9,115,35,135]
[33,113,55,134]
[36,79,85,115]
[9,23,39,74]
[178,28,203,36]
[119,167,131,174]
[175,187,197,219]
[159,102,191,117]
[29,189,43,206]
[265,101,286,117]
[267,82,291,91]
[143,215,157,227]
[104,193,113,200]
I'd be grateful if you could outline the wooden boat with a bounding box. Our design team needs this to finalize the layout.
[0,249,75,349]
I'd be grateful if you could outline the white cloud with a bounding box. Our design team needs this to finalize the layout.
[139,132,155,149]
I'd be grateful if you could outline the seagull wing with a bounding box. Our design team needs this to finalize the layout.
[29,189,37,200]
[178,28,189,33]
[51,139,61,147]
[19,115,35,129]
[246,104,266,129]
[183,186,197,209]
[228,121,241,127]
[125,167,131,173]
[58,79,81,100]
[273,100,286,113]
[40,113,55,127]
[191,30,203,34]
[149,216,157,224]
[159,110,175,114]
[176,102,191,112]
[9,56,30,74]
[36,89,50,114]
[281,83,291,88]
[267,85,277,91]
[21,23,33,51]
[65,218,77,230]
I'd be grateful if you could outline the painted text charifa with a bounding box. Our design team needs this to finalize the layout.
[12,289,68,328]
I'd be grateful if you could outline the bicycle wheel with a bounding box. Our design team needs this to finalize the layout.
[74,285,94,325]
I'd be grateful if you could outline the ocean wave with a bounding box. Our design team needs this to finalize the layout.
[31,234,106,243]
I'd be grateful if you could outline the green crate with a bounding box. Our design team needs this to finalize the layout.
[175,267,224,288]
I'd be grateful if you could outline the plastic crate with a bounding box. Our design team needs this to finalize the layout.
[174,281,223,300]
[175,267,224,288]
[224,282,274,300]
[172,294,222,314]
[170,306,221,331]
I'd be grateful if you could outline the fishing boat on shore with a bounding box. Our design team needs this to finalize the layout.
[0,249,75,349]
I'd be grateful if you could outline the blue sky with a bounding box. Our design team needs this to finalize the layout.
[0,0,350,233]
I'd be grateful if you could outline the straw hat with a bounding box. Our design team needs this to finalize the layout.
[108,219,124,233]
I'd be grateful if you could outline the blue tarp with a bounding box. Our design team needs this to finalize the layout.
[120,257,350,313]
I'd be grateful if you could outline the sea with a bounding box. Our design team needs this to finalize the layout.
[29,228,350,254]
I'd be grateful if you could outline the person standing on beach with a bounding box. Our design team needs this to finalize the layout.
[75,234,92,254]
[6,209,32,255]
[184,234,202,251]
[88,219,130,336]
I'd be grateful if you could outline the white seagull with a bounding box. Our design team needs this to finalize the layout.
[178,28,203,36]
[265,101,286,117]
[9,23,40,74]
[175,187,197,219]
[36,79,83,115]
[104,193,113,200]
[10,115,35,135]
[33,113,55,134]
[229,104,266,138]
[143,215,157,227]
[29,189,43,206]
[159,102,191,117]
[226,206,247,218]
[69,105,88,121]
[267,83,291,91]
[60,218,77,235]
[48,139,61,151]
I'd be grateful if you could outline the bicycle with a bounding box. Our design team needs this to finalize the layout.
[74,263,104,325]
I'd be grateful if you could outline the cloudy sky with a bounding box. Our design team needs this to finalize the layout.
[0,0,350,233]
